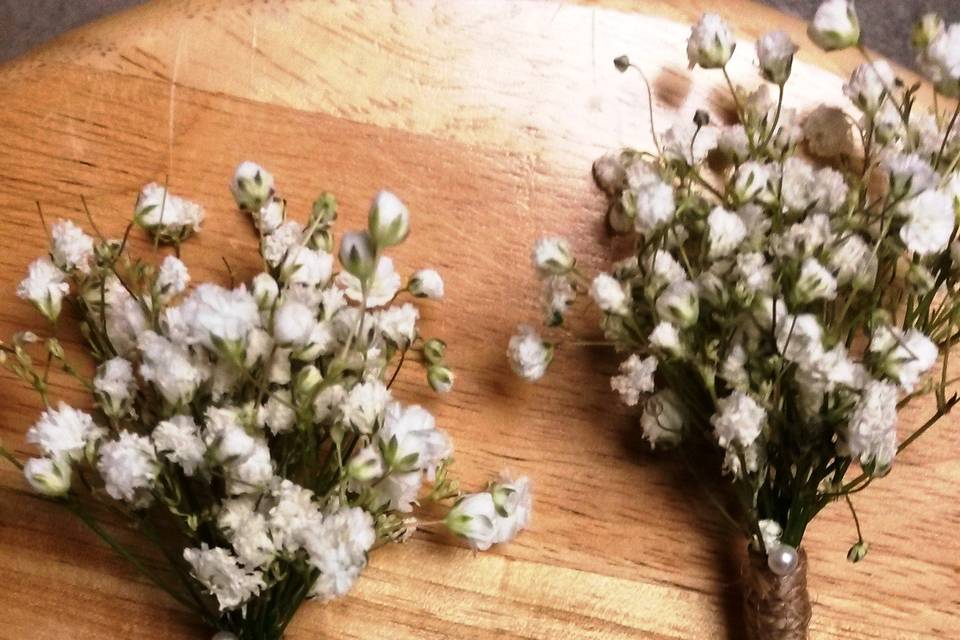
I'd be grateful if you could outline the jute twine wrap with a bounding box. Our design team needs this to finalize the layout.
[743,547,812,640]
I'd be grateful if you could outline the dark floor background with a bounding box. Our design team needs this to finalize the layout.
[0,1,959,69]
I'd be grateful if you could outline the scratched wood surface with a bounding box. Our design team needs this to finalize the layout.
[0,1,957,638]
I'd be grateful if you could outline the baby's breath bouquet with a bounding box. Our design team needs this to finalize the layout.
[510,2,959,637]
[1,163,529,639]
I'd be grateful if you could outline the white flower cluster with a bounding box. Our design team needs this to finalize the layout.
[515,3,960,559]
[12,163,528,633]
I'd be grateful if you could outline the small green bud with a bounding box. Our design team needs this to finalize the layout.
[368,190,410,248]
[310,193,338,225]
[423,338,447,365]
[294,364,323,397]
[911,13,943,51]
[427,364,454,393]
[230,161,275,211]
[613,55,630,72]
[47,338,65,360]
[847,541,869,563]
[338,231,377,282]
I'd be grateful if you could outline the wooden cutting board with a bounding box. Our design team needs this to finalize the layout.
[0,1,956,638]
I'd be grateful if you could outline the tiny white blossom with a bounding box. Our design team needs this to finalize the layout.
[507,325,554,381]
[152,415,206,476]
[828,234,877,289]
[843,60,895,113]
[542,275,576,324]
[883,153,937,199]
[489,473,532,544]
[97,431,159,506]
[341,380,391,434]
[261,220,304,268]
[408,269,444,299]
[17,257,69,322]
[756,31,797,84]
[261,390,296,435]
[135,183,205,240]
[757,519,783,553]
[655,279,700,328]
[922,23,960,96]
[218,498,275,568]
[795,257,838,303]
[50,219,94,273]
[139,331,206,405]
[303,507,376,601]
[842,379,897,475]
[273,299,316,347]
[870,325,938,392]
[711,390,766,449]
[281,246,334,289]
[660,121,718,166]
[718,125,751,162]
[183,544,265,611]
[156,255,190,299]
[532,237,575,276]
[590,273,629,315]
[686,13,735,69]
[94,357,136,417]
[649,321,682,356]
[338,256,402,308]
[445,492,499,551]
[707,206,747,258]
[378,303,419,347]
[610,354,658,406]
[26,402,105,463]
[732,161,773,203]
[899,190,955,256]
[180,284,261,354]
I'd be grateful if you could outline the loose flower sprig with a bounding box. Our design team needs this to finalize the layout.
[2,163,529,639]
[512,0,959,601]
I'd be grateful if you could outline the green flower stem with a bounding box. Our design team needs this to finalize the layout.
[66,500,201,616]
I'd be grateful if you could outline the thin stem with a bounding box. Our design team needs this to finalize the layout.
[935,99,960,169]
[844,494,864,543]
[627,63,662,156]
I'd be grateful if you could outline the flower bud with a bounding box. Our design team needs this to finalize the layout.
[251,273,280,310]
[273,299,316,346]
[445,492,498,551]
[613,55,630,72]
[338,231,377,283]
[24,457,71,497]
[423,338,447,365]
[368,190,410,248]
[310,193,338,225]
[655,280,700,328]
[756,31,798,85]
[346,446,385,483]
[230,161,274,211]
[907,262,936,294]
[255,196,285,235]
[693,109,711,128]
[593,152,627,195]
[686,13,736,69]
[589,273,630,316]
[532,237,575,277]
[294,364,323,397]
[427,364,455,393]
[408,269,444,299]
[808,0,860,52]
[911,13,943,51]
[847,541,869,563]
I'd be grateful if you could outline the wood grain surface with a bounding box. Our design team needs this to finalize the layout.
[0,1,957,638]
